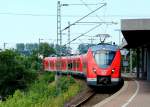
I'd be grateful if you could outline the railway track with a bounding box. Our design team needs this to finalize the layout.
[64,87,113,107]
[65,79,124,107]
[79,93,110,107]
[64,87,95,107]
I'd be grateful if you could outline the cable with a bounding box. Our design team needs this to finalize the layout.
[61,3,106,32]
[0,12,149,18]
[80,0,105,22]
[63,23,102,46]
[0,12,54,16]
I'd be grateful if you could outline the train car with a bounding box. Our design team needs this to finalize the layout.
[86,43,121,86]
[43,55,85,76]
[43,43,122,86]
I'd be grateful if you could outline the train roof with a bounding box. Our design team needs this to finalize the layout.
[44,54,87,60]
[90,43,119,52]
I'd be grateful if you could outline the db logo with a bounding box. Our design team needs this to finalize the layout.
[101,70,107,75]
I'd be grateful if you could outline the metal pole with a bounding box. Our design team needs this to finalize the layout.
[137,48,140,78]
[88,36,95,44]
[38,38,43,56]
[3,42,7,50]
[56,1,61,95]
[38,38,40,71]
[68,22,70,50]
[56,1,62,46]
[67,21,70,76]
[57,1,61,46]
[38,38,40,53]
[56,1,59,81]
[124,55,127,73]
[38,38,42,71]
[130,49,133,74]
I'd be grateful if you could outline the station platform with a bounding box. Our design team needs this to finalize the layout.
[94,73,150,107]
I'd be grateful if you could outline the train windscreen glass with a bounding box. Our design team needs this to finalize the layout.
[94,50,115,68]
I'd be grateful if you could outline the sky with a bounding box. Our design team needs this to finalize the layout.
[0,0,150,50]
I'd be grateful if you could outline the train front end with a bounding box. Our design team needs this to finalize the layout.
[86,44,121,86]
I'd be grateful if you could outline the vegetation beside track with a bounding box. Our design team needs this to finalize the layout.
[0,45,83,107]
[0,72,83,107]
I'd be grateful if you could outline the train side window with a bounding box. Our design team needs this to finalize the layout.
[76,61,80,68]
[48,61,50,68]
[68,63,72,69]
[61,61,64,68]
[73,61,76,68]
[76,62,79,68]
[52,62,54,68]
[56,61,61,69]
[49,61,52,69]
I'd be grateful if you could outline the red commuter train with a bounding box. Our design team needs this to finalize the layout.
[43,43,122,86]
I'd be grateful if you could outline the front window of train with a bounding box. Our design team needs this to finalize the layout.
[94,50,116,68]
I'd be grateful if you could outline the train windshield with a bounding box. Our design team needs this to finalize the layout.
[94,50,116,68]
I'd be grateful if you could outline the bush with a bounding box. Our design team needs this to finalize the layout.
[0,50,38,98]
[59,76,75,93]
[38,71,55,83]
[0,74,82,107]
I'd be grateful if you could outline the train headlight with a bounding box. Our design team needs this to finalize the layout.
[112,69,115,74]
[93,68,96,73]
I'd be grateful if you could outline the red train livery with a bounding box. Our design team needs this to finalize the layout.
[43,43,122,86]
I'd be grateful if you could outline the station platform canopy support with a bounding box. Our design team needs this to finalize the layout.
[121,19,150,80]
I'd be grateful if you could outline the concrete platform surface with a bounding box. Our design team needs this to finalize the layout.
[94,76,150,107]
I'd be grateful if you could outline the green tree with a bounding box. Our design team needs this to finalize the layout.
[0,50,37,98]
[39,42,56,57]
